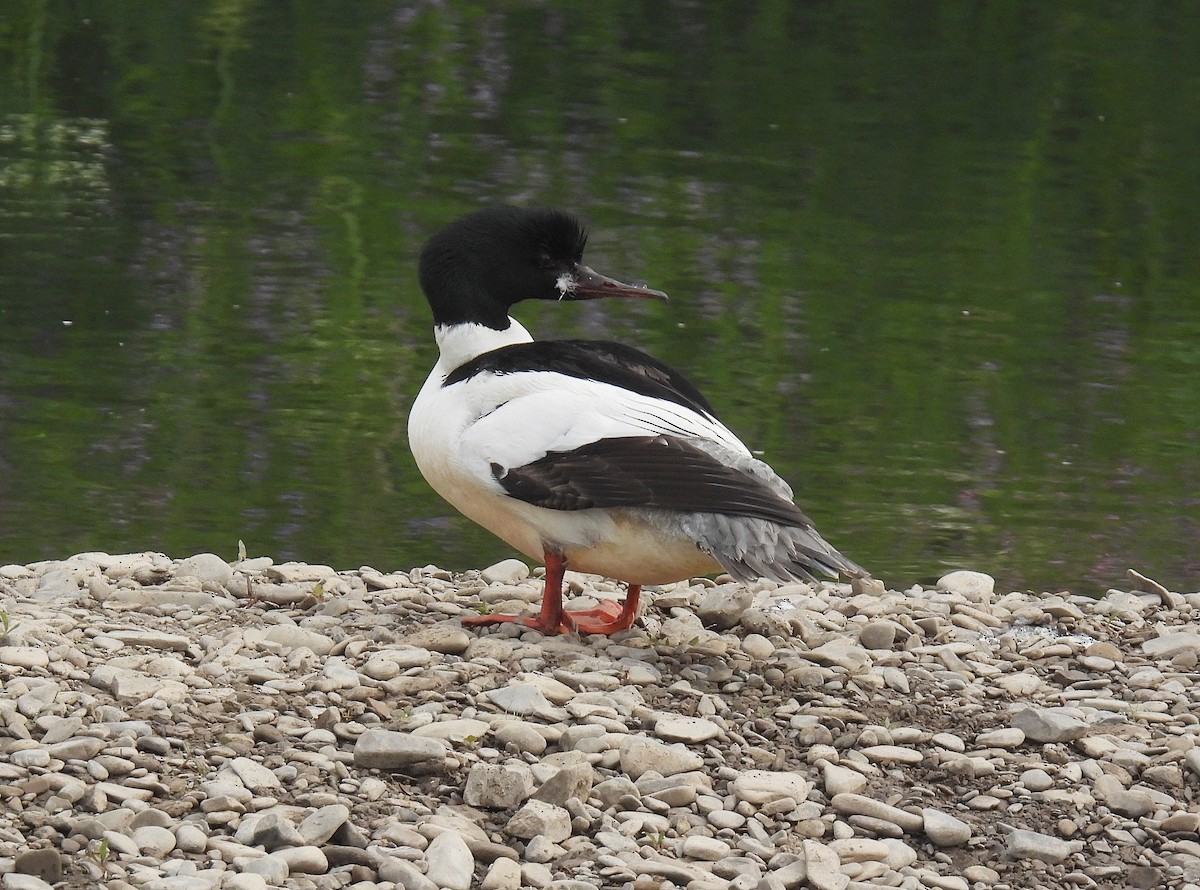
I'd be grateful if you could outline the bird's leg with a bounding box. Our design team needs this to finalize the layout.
[462,553,642,636]
[462,549,572,634]
[560,584,641,635]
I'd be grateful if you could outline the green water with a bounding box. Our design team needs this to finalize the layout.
[1,3,1197,595]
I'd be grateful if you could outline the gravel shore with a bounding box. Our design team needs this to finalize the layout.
[1,552,1198,890]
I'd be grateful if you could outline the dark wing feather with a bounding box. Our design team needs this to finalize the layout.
[445,340,717,420]
[492,435,814,527]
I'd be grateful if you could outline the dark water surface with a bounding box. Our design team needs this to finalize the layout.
[2,4,1198,595]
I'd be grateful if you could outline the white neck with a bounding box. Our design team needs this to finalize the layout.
[433,317,534,372]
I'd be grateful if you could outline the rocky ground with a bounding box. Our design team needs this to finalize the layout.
[1,553,1199,890]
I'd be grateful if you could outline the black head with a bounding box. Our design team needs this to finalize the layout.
[418,205,667,330]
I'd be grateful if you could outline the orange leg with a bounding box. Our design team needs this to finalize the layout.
[462,552,641,635]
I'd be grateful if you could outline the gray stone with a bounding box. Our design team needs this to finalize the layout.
[353,729,447,771]
[857,620,897,650]
[696,584,754,630]
[1011,706,1089,743]
[246,811,304,851]
[13,849,62,884]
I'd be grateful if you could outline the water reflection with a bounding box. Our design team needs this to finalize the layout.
[1,4,1197,596]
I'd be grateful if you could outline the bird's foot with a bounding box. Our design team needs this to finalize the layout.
[463,589,640,636]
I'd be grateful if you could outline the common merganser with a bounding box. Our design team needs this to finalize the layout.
[408,205,866,635]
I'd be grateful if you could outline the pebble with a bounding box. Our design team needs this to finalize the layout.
[1,551,1195,890]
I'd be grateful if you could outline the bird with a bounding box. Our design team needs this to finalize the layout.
[407,205,867,635]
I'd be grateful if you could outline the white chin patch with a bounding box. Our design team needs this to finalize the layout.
[555,273,576,299]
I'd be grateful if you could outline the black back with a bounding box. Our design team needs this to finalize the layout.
[443,339,718,420]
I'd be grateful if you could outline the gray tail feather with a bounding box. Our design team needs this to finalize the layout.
[681,512,868,585]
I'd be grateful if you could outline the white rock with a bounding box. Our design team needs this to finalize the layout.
[821,762,867,796]
[680,835,732,861]
[480,857,522,890]
[532,762,594,806]
[1011,706,1089,743]
[830,793,923,832]
[404,623,471,655]
[297,804,349,845]
[801,839,848,890]
[937,570,995,601]
[175,823,208,854]
[273,845,328,874]
[801,639,871,671]
[975,728,1025,749]
[423,831,474,890]
[481,559,530,584]
[412,718,490,743]
[514,672,577,705]
[131,825,177,857]
[859,745,923,765]
[1006,829,1075,864]
[228,757,283,791]
[619,736,704,779]
[3,877,55,890]
[1143,632,1200,659]
[1021,768,1055,791]
[0,646,49,668]
[242,854,290,883]
[481,683,561,719]
[224,875,268,890]
[263,625,334,656]
[505,800,571,843]
[740,633,775,659]
[464,761,535,809]
[922,808,971,846]
[176,553,234,589]
[654,715,721,744]
[732,770,812,805]
[857,621,897,650]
